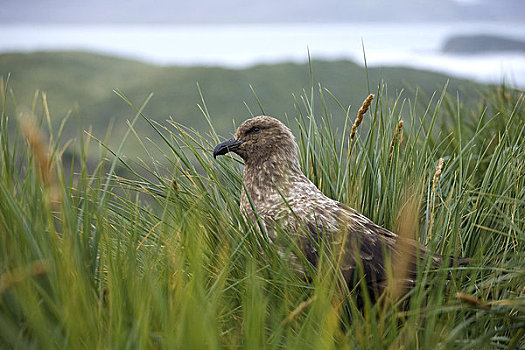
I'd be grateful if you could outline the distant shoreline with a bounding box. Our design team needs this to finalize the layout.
[1,23,524,87]
[442,34,525,54]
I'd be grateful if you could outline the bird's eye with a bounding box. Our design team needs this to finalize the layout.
[249,126,261,134]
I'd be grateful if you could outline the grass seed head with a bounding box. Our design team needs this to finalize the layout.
[389,120,404,163]
[350,94,374,139]
[20,116,61,207]
[20,117,53,187]
[455,293,490,309]
[432,158,445,192]
[426,158,445,244]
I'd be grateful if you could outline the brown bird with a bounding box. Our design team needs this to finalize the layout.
[213,116,468,300]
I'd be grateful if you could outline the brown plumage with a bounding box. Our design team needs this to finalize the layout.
[213,116,468,299]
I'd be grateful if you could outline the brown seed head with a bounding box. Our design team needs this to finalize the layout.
[455,293,490,309]
[426,158,445,244]
[432,158,444,192]
[389,120,404,163]
[21,117,53,187]
[350,94,374,139]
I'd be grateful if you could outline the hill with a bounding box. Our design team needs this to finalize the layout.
[0,51,479,154]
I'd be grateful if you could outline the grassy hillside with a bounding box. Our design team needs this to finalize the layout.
[0,51,480,154]
[0,66,524,348]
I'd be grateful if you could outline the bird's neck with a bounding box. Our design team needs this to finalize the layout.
[242,154,302,203]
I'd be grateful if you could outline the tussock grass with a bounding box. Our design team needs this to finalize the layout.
[0,72,524,349]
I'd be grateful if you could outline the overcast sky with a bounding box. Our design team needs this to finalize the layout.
[2,0,524,24]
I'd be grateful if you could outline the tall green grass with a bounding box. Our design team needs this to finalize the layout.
[0,73,524,349]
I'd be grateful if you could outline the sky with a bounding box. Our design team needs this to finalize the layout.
[1,0,525,24]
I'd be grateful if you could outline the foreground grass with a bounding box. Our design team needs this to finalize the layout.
[0,75,524,349]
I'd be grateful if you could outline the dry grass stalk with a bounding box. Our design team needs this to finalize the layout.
[136,221,162,251]
[0,260,50,294]
[21,117,53,187]
[388,120,404,163]
[388,192,420,301]
[455,293,490,309]
[20,116,60,206]
[426,158,444,245]
[350,94,374,139]
[280,296,317,327]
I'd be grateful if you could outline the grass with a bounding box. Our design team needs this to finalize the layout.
[0,51,480,156]
[0,70,524,349]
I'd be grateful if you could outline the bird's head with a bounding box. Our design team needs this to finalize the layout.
[213,116,298,166]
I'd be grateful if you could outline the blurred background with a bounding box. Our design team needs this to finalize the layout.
[1,0,524,152]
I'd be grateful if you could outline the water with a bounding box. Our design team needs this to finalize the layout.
[1,22,525,87]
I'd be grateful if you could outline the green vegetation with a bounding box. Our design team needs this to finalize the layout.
[0,51,479,155]
[0,61,524,349]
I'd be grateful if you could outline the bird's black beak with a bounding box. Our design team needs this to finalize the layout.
[213,137,243,159]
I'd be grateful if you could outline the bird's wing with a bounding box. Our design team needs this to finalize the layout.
[299,203,436,295]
